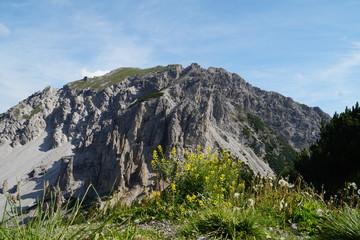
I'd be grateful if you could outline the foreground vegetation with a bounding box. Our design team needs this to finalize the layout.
[1,146,360,239]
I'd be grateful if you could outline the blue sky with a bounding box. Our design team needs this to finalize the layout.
[1,0,360,115]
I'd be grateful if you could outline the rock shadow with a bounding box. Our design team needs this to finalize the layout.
[39,126,53,152]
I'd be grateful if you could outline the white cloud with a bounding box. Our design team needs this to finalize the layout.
[318,42,360,83]
[0,23,10,38]
[80,68,109,78]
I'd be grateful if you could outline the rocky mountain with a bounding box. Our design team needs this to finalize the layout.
[0,63,330,214]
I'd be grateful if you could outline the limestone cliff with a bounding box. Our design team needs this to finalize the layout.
[0,63,330,212]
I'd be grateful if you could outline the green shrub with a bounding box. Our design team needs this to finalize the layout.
[151,146,250,207]
[247,113,266,132]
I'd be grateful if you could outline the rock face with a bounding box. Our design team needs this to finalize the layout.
[0,63,330,212]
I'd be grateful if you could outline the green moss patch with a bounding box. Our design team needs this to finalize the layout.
[22,104,42,120]
[129,91,164,108]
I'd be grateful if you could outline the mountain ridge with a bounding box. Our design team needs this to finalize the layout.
[0,63,330,215]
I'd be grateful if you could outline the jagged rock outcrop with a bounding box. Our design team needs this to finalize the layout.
[0,63,330,213]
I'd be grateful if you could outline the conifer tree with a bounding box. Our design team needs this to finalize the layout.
[295,102,360,194]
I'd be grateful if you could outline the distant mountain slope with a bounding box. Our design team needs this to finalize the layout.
[0,63,330,214]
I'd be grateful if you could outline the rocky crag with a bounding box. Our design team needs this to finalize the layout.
[0,63,330,213]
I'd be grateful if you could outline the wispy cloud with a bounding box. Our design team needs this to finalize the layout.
[0,23,10,38]
[0,3,156,112]
[295,42,360,105]
[243,42,360,115]
[317,42,360,83]
[67,9,155,68]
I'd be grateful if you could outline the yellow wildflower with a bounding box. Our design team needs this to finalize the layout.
[198,200,204,206]
[151,160,156,168]
[186,194,191,201]
[151,191,161,198]
[219,174,225,182]
[186,194,197,202]
[171,182,176,191]
[185,163,191,171]
[152,150,158,160]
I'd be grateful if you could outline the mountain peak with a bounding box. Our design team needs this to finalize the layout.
[0,63,330,215]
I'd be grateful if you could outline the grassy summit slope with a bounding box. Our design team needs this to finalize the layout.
[68,66,167,90]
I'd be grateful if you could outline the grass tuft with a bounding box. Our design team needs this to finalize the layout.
[321,208,360,240]
[182,206,266,239]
